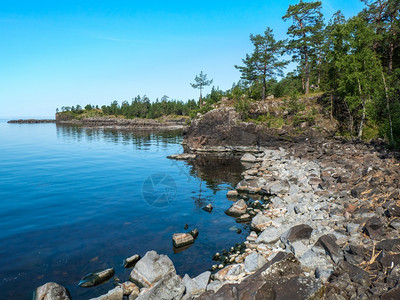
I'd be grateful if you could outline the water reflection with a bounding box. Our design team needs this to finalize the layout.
[56,124,183,150]
[186,155,244,190]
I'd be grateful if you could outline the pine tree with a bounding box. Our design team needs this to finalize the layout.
[190,71,213,108]
[283,0,323,95]
[235,28,287,101]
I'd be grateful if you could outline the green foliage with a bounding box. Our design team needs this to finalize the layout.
[235,27,288,100]
[283,0,324,94]
[191,71,213,107]
[287,92,306,114]
[234,98,250,119]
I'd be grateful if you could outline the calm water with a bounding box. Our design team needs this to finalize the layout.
[0,120,246,300]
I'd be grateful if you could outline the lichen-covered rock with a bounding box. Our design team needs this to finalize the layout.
[136,273,185,300]
[89,286,123,300]
[33,282,71,300]
[129,251,176,288]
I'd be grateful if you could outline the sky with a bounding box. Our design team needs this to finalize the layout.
[0,0,365,118]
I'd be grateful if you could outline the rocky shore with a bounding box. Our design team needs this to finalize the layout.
[55,115,188,130]
[35,136,400,299]
[7,119,56,123]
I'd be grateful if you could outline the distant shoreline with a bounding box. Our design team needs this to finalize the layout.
[7,116,187,130]
[7,119,56,124]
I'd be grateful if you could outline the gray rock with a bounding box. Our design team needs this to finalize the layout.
[206,280,223,293]
[89,286,123,300]
[129,251,176,288]
[226,264,243,277]
[225,199,247,216]
[244,253,267,273]
[290,241,309,257]
[33,282,71,300]
[346,223,360,234]
[124,254,141,268]
[251,212,271,232]
[167,153,196,160]
[256,225,288,244]
[78,268,115,287]
[315,267,334,281]
[183,271,211,298]
[300,249,333,271]
[241,153,258,163]
[136,273,185,300]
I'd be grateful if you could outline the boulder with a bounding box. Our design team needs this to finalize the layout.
[251,212,271,232]
[33,282,71,300]
[89,286,123,300]
[129,251,176,288]
[183,107,260,150]
[244,253,267,273]
[281,224,313,243]
[136,273,185,300]
[256,225,288,244]
[172,233,194,248]
[225,199,247,217]
[183,271,211,298]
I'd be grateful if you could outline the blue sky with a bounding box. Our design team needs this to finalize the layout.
[0,0,364,118]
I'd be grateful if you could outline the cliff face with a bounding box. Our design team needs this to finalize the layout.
[183,107,262,152]
[183,101,337,152]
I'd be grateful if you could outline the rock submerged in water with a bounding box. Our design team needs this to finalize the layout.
[33,282,71,300]
[78,268,115,287]
[167,153,197,160]
[173,233,195,248]
[172,228,199,248]
[123,254,141,268]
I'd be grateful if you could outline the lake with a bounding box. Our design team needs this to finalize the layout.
[0,120,247,300]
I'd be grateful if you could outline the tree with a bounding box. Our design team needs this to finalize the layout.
[236,28,287,101]
[191,71,213,108]
[283,0,324,95]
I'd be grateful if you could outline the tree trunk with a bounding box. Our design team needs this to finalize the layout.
[381,70,394,143]
[318,52,322,85]
[389,41,394,74]
[305,48,310,95]
[358,98,366,139]
[330,92,333,121]
[199,88,203,108]
[262,77,266,101]
[356,77,365,140]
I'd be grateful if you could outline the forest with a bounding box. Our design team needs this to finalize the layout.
[58,0,400,148]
